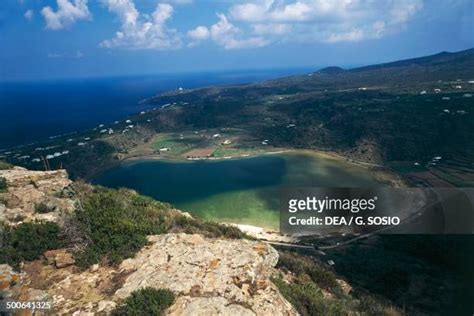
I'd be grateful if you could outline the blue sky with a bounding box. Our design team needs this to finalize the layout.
[1,0,473,80]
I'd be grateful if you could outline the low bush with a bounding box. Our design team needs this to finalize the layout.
[272,275,347,316]
[69,185,248,269]
[172,215,248,239]
[0,177,7,192]
[34,202,54,214]
[277,251,339,290]
[273,251,402,316]
[13,215,26,222]
[0,221,63,268]
[0,161,12,170]
[71,187,170,268]
[112,287,175,316]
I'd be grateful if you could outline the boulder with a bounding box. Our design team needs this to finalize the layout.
[115,233,293,315]
[43,249,76,268]
[0,264,20,299]
[55,252,76,268]
[0,168,75,225]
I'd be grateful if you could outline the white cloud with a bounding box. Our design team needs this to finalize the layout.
[178,11,273,49]
[24,9,34,21]
[188,26,210,41]
[48,50,84,58]
[100,1,181,50]
[326,29,364,43]
[208,13,268,49]
[41,0,91,30]
[223,0,423,45]
[252,23,291,35]
[187,25,210,46]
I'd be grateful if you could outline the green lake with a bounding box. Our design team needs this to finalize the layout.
[93,151,384,230]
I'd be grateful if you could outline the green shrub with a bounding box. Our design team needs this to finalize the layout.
[71,187,170,268]
[34,202,54,214]
[112,287,175,316]
[172,215,248,239]
[69,185,247,269]
[0,177,7,192]
[0,161,12,170]
[274,251,402,316]
[272,275,347,316]
[277,251,339,290]
[0,221,63,268]
[13,215,26,222]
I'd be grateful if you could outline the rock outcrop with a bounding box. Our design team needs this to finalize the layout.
[0,167,297,315]
[117,234,293,316]
[8,234,295,315]
[0,167,75,225]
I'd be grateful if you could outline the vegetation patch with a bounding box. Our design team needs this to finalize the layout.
[0,177,7,193]
[172,215,249,239]
[151,133,202,157]
[277,251,339,290]
[273,250,400,316]
[0,221,64,268]
[272,275,349,316]
[0,161,12,170]
[69,186,171,268]
[34,202,54,214]
[324,235,474,315]
[112,287,175,316]
[68,184,247,269]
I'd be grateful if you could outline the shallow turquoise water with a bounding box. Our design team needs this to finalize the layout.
[93,152,382,229]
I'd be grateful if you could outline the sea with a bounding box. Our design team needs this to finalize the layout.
[0,68,312,150]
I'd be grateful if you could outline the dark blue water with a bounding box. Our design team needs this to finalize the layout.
[0,68,312,149]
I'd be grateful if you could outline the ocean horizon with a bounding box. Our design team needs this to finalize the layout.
[0,68,314,150]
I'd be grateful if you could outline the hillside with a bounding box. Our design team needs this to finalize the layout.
[0,165,401,315]
[2,48,474,187]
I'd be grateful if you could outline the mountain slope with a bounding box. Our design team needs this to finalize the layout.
[3,49,474,185]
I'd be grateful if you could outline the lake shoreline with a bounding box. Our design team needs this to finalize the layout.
[118,148,406,187]
[92,149,406,230]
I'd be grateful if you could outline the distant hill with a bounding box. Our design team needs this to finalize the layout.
[351,48,474,72]
[316,66,345,74]
[140,47,474,177]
